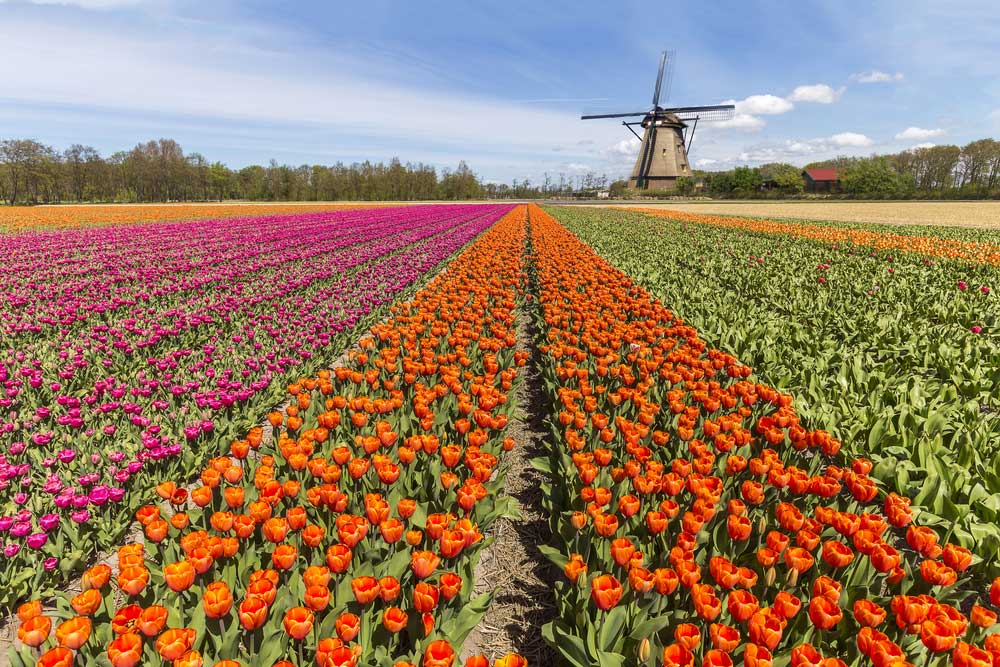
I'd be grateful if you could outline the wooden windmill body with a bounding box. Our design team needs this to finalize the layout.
[582,52,735,190]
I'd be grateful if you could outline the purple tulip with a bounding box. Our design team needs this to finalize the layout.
[43,557,58,570]
[89,486,110,506]
[26,533,48,549]
[4,544,20,558]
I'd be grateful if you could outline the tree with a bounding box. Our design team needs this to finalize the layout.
[731,166,763,195]
[759,163,804,193]
[841,157,902,197]
[63,144,101,202]
[0,139,53,205]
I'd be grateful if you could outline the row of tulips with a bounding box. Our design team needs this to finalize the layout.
[0,205,513,601]
[625,208,1000,266]
[8,206,531,666]
[0,204,383,232]
[552,205,1000,575]
[525,204,999,667]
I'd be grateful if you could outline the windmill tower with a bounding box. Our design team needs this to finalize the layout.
[582,52,735,190]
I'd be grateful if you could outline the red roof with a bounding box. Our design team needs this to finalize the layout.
[804,168,839,182]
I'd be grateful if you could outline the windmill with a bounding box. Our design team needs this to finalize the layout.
[582,51,735,190]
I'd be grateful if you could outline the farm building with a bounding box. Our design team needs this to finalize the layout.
[802,168,840,193]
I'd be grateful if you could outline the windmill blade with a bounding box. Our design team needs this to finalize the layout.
[581,111,650,120]
[660,50,676,107]
[651,51,668,108]
[668,105,736,122]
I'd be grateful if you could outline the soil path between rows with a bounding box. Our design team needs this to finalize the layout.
[461,212,558,664]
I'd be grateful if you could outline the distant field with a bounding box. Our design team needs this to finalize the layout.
[602,200,1000,228]
[0,201,405,231]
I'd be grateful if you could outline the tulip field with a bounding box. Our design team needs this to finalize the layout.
[4,202,1000,667]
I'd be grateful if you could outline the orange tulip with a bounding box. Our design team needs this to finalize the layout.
[709,623,740,653]
[305,584,331,611]
[71,589,103,617]
[748,610,783,650]
[494,655,529,667]
[37,647,74,667]
[808,597,842,631]
[164,560,196,592]
[920,619,957,653]
[203,581,234,618]
[117,566,149,596]
[175,650,204,667]
[953,641,992,667]
[422,640,456,667]
[743,643,772,667]
[17,600,42,622]
[246,578,277,607]
[970,604,998,628]
[107,633,143,667]
[784,547,814,573]
[727,590,759,623]
[661,643,695,667]
[326,544,353,573]
[282,607,314,640]
[156,627,196,661]
[81,564,112,591]
[336,613,361,641]
[54,615,92,649]
[413,581,439,613]
[590,574,623,611]
[238,596,268,631]
[351,576,381,604]
[820,540,854,568]
[383,606,409,633]
[411,550,442,579]
[18,614,52,647]
[853,600,886,627]
[380,576,402,602]
[271,544,298,570]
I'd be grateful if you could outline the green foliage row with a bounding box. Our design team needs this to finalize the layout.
[547,205,1000,573]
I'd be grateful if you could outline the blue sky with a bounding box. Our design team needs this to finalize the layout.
[1,0,999,183]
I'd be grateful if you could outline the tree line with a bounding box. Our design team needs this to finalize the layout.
[687,138,1000,199]
[0,138,503,205]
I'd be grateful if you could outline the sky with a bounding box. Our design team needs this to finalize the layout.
[1,0,999,184]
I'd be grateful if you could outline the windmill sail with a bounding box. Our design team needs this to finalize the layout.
[580,50,734,190]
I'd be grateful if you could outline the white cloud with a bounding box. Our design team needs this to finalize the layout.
[723,94,794,115]
[695,158,718,167]
[850,70,904,83]
[713,113,766,132]
[734,132,874,164]
[788,84,844,104]
[562,162,592,174]
[0,16,606,160]
[608,137,640,159]
[910,143,937,150]
[895,126,945,140]
[830,132,874,147]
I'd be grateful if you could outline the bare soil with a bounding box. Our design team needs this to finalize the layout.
[461,287,558,665]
